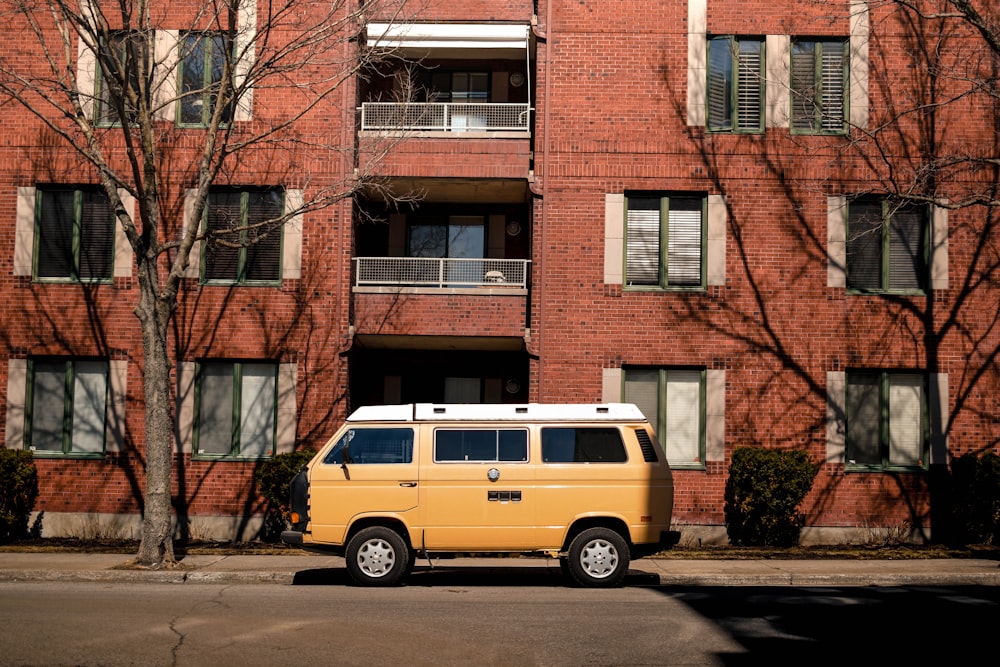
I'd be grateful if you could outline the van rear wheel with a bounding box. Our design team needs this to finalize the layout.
[566,527,629,588]
[345,526,411,586]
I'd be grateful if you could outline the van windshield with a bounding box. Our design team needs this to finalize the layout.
[323,428,415,464]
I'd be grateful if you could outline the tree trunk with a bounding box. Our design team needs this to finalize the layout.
[134,279,177,567]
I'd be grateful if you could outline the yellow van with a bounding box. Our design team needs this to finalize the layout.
[281,403,679,587]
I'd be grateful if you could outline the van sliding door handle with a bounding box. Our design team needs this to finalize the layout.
[399,481,417,487]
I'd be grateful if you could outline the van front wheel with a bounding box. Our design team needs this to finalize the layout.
[566,528,630,588]
[345,526,411,586]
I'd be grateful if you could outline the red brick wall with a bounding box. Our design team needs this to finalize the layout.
[529,0,999,537]
[2,1,997,540]
[354,291,528,338]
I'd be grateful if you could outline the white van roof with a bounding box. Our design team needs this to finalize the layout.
[345,403,648,423]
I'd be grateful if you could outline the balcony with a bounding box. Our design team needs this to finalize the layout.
[354,257,530,291]
[357,22,533,177]
[359,102,531,133]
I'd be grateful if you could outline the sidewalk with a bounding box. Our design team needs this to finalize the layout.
[1,551,998,586]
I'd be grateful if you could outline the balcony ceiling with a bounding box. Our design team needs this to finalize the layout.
[354,334,526,352]
[367,22,530,60]
[366,177,530,204]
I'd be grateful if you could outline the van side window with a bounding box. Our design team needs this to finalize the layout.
[322,428,414,464]
[434,429,528,462]
[541,427,628,463]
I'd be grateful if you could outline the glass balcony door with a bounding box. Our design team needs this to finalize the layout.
[408,215,485,285]
[432,72,489,130]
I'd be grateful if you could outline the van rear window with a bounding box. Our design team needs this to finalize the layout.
[434,429,528,462]
[541,427,628,463]
[322,428,414,464]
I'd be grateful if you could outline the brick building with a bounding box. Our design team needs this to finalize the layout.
[1,1,997,544]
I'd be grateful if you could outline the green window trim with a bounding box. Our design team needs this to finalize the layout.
[790,39,848,135]
[846,198,928,294]
[623,367,706,469]
[33,187,115,284]
[846,371,928,472]
[193,361,278,460]
[25,358,109,458]
[201,188,284,286]
[95,31,147,127]
[177,31,235,128]
[624,193,706,290]
[707,36,764,133]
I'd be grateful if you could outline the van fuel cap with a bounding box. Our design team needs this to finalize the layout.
[487,468,500,482]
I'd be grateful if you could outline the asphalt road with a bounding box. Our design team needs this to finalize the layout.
[2,578,998,666]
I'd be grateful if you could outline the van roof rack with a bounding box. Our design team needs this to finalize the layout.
[346,403,648,423]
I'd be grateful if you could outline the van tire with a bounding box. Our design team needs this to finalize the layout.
[565,528,629,588]
[345,526,411,586]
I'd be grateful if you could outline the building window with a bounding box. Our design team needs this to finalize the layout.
[790,39,847,134]
[847,372,927,471]
[202,189,283,284]
[427,71,489,103]
[26,359,108,457]
[95,31,147,126]
[178,32,234,127]
[407,215,485,285]
[194,361,278,459]
[34,187,115,282]
[625,194,705,288]
[707,36,764,133]
[624,368,704,468]
[847,199,927,293]
[408,215,485,259]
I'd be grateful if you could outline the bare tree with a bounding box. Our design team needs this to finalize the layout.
[0,0,413,566]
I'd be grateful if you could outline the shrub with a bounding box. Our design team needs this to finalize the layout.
[0,449,39,543]
[724,447,820,547]
[255,449,316,517]
[950,451,1000,545]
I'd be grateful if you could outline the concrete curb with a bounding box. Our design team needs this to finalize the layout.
[2,553,999,586]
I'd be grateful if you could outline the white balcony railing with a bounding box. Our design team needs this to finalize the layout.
[354,257,530,288]
[359,102,531,132]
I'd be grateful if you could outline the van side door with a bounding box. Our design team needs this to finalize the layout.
[418,426,536,550]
